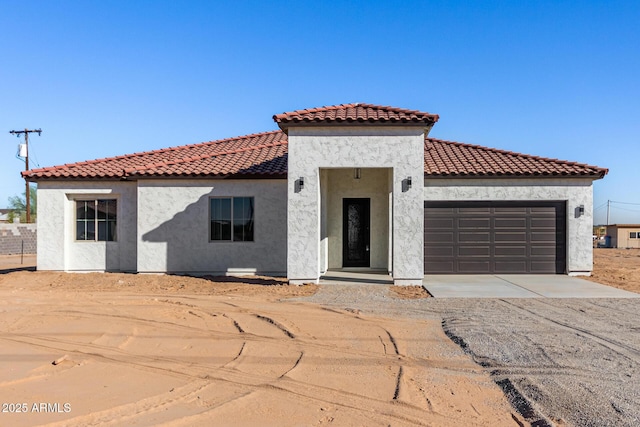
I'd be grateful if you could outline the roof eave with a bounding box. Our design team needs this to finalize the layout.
[276,120,438,134]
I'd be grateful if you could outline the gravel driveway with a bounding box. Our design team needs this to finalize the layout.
[297,285,640,427]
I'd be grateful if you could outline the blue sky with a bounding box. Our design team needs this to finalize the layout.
[2,1,639,224]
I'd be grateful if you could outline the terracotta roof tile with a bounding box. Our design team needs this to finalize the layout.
[23,115,606,180]
[274,103,439,127]
[424,138,607,178]
[24,130,287,179]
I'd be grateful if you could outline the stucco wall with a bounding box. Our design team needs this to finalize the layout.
[323,168,390,270]
[36,181,137,271]
[287,126,425,284]
[423,178,595,274]
[137,179,287,274]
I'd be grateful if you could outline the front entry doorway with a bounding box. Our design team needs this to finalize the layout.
[343,198,370,267]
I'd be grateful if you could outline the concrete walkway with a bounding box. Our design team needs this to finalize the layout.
[319,270,638,298]
[423,274,640,298]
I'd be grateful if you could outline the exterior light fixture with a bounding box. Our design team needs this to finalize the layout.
[299,177,304,189]
[402,176,412,192]
[354,168,361,179]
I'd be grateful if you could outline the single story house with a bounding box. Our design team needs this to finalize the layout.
[24,104,607,284]
[0,209,11,223]
[605,224,640,249]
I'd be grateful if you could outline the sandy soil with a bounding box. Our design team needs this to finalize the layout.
[583,248,640,293]
[0,269,520,426]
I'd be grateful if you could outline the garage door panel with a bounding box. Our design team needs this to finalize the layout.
[458,218,490,228]
[494,207,528,213]
[530,207,555,213]
[495,232,527,242]
[424,201,566,274]
[425,218,454,229]
[458,246,491,256]
[495,261,528,272]
[531,261,556,273]
[495,246,527,256]
[458,261,490,273]
[463,207,492,213]
[459,232,491,242]
[428,232,455,243]
[425,246,454,257]
[531,232,556,242]
[531,218,556,228]
[530,245,555,256]
[425,261,454,273]
[495,218,527,228]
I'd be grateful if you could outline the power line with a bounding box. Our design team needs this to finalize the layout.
[611,206,640,213]
[609,200,640,206]
[594,202,608,211]
[9,128,42,223]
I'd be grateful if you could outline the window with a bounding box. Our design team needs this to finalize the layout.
[630,232,638,239]
[210,197,254,241]
[76,199,117,241]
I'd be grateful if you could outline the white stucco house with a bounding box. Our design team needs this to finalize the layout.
[24,104,607,284]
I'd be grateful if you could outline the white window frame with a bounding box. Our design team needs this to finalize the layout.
[75,199,118,242]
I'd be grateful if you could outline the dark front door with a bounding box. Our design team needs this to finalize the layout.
[343,198,370,267]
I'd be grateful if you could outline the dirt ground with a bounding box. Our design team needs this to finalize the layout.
[583,248,640,293]
[0,248,635,426]
[0,267,519,426]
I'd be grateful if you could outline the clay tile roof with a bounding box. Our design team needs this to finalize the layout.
[424,138,607,178]
[23,130,288,180]
[22,109,606,181]
[273,103,439,127]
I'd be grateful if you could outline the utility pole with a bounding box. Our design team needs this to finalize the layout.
[606,199,611,226]
[9,128,41,223]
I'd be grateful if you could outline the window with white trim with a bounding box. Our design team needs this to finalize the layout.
[76,199,117,241]
[210,197,254,241]
[630,232,638,239]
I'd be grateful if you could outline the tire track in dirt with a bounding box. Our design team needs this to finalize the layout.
[441,298,640,427]
[222,313,244,333]
[0,288,520,427]
[254,314,295,338]
[279,351,304,378]
[45,380,215,427]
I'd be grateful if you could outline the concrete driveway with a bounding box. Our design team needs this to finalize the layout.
[423,274,640,298]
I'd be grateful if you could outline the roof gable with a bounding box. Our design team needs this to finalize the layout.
[273,103,439,128]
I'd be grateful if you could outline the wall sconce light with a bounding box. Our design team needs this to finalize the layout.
[578,205,585,215]
[354,168,361,179]
[295,177,304,193]
[402,176,412,192]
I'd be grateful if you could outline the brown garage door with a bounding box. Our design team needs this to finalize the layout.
[424,201,566,274]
